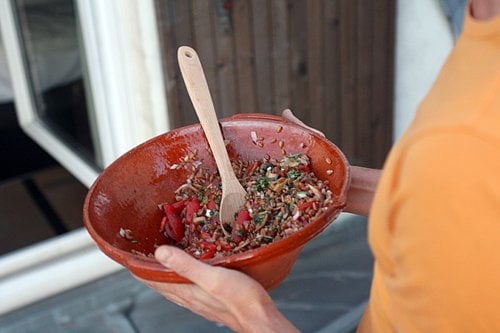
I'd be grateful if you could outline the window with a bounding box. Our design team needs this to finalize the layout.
[0,0,168,314]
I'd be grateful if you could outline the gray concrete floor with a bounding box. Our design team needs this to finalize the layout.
[0,214,372,333]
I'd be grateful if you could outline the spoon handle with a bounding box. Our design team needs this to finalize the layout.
[177,46,235,183]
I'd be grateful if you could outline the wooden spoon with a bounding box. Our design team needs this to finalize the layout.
[177,46,247,226]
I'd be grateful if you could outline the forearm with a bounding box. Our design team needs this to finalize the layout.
[344,166,382,217]
[470,0,500,20]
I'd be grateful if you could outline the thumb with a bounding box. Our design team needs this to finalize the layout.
[281,109,325,137]
[154,245,175,267]
[155,245,195,269]
[154,245,216,287]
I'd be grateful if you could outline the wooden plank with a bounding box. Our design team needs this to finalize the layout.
[154,0,182,128]
[323,0,342,143]
[155,0,395,167]
[372,0,395,168]
[270,0,290,114]
[339,0,358,163]
[289,0,309,122]
[212,0,238,118]
[307,0,324,131]
[233,0,257,114]
[172,0,196,126]
[355,0,374,166]
[251,0,273,115]
[191,1,220,115]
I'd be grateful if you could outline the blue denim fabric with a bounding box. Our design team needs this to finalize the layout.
[439,0,468,38]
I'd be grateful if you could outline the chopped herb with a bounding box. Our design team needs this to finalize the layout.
[259,235,273,243]
[255,176,269,192]
[253,212,267,225]
[286,169,301,180]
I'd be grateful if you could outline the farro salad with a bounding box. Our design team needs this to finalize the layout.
[158,153,333,259]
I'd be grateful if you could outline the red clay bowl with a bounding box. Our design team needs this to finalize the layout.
[83,113,350,290]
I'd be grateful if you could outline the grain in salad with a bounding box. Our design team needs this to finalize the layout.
[158,153,333,259]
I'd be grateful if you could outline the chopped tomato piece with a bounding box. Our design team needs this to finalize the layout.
[299,201,314,211]
[163,204,184,242]
[199,241,216,259]
[232,210,251,243]
[185,197,200,224]
[172,199,187,212]
[300,164,310,173]
[247,160,261,175]
[207,197,218,210]
[200,231,212,240]
[236,209,251,222]
[162,199,186,217]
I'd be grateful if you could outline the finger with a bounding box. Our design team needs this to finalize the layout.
[281,108,303,124]
[281,109,325,137]
[155,245,222,289]
[155,246,260,297]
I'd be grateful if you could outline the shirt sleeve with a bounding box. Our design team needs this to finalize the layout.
[386,131,500,332]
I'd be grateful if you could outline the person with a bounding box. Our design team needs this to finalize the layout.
[136,0,500,331]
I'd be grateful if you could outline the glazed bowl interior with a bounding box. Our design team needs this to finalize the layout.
[83,113,350,290]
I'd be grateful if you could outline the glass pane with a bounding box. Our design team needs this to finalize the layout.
[14,0,101,168]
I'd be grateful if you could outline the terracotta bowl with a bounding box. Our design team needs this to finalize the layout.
[83,113,350,290]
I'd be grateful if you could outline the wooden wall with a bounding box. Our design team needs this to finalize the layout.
[155,0,396,168]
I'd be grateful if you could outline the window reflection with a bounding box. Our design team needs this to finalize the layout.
[14,0,100,168]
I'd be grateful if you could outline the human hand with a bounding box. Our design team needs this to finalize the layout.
[136,246,299,333]
[281,108,381,216]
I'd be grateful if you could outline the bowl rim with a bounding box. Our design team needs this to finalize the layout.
[83,113,351,276]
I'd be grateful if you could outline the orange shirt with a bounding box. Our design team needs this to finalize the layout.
[358,9,500,333]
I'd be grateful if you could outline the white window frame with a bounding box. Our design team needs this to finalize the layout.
[0,0,169,315]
